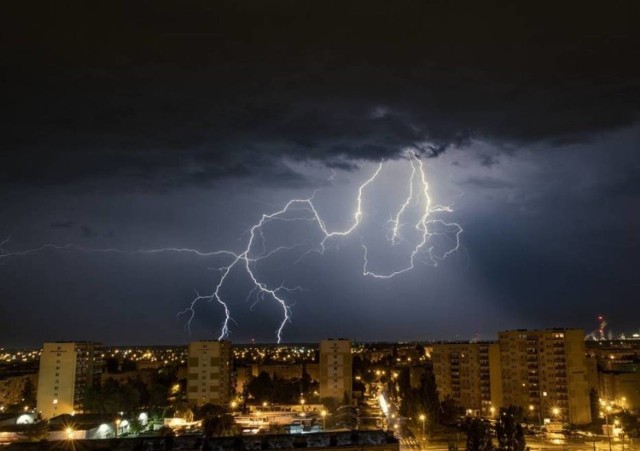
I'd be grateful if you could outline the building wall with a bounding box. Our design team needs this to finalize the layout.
[409,367,426,389]
[488,343,503,413]
[499,329,591,425]
[305,363,319,382]
[187,341,231,407]
[599,371,640,411]
[251,364,304,380]
[36,342,101,419]
[431,342,502,416]
[234,366,252,395]
[319,339,352,403]
[0,374,37,407]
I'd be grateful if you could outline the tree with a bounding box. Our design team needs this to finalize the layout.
[174,402,194,422]
[148,383,169,408]
[82,379,142,413]
[247,371,274,402]
[440,396,463,426]
[398,370,442,430]
[495,407,525,451]
[128,417,144,435]
[466,418,494,451]
[203,414,234,437]
[619,411,639,438]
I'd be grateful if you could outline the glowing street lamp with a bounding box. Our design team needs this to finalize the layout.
[65,427,74,440]
[115,418,121,439]
[419,414,426,438]
[321,410,327,430]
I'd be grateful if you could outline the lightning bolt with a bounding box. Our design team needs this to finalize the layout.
[363,152,462,278]
[0,153,462,342]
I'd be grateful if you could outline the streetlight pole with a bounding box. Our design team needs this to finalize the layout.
[538,391,547,426]
[419,414,426,439]
[605,406,612,451]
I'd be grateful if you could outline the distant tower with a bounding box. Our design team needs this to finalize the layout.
[319,339,352,405]
[36,342,102,418]
[597,315,607,341]
[187,341,232,407]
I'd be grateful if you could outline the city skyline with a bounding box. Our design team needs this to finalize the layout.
[1,2,639,346]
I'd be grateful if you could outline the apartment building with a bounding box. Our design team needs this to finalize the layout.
[187,341,232,407]
[499,329,591,425]
[431,342,503,416]
[36,342,102,419]
[319,339,352,404]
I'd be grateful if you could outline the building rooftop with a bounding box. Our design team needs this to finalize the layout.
[5,430,398,451]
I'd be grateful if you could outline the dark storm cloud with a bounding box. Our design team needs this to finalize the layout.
[1,1,639,190]
[49,220,74,229]
[461,176,514,190]
[80,225,98,238]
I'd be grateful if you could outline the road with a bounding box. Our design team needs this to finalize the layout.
[399,435,640,451]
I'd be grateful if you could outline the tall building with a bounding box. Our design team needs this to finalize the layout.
[36,342,102,419]
[319,339,352,404]
[499,329,591,425]
[432,342,503,416]
[187,341,232,407]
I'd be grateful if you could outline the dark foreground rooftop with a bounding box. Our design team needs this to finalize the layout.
[5,430,398,451]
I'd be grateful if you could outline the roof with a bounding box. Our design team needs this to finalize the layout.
[5,430,398,451]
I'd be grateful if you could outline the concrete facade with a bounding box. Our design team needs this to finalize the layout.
[187,341,232,407]
[319,339,352,404]
[499,329,591,425]
[36,342,102,419]
[432,342,503,416]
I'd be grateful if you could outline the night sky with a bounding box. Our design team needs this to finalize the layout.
[1,1,639,346]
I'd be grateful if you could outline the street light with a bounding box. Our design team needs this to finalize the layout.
[419,414,426,438]
[65,427,74,440]
[115,418,121,439]
[321,410,327,430]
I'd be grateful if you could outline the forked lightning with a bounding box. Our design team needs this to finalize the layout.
[0,153,461,342]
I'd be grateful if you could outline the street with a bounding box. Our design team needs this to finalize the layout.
[400,435,640,451]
